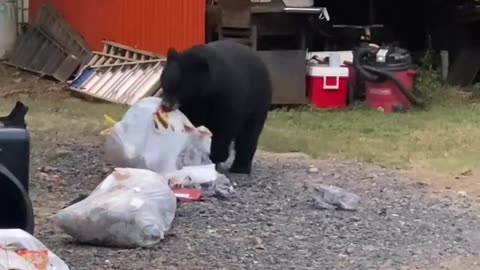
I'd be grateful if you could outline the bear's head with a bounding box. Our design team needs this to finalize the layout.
[160,46,210,112]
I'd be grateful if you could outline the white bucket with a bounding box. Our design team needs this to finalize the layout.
[0,0,17,60]
[329,52,341,67]
[307,51,353,65]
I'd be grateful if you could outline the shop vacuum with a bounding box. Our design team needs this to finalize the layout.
[0,101,34,233]
[351,44,425,113]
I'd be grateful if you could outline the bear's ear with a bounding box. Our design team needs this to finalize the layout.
[167,48,179,61]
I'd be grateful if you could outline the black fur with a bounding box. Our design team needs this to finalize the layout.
[160,40,272,174]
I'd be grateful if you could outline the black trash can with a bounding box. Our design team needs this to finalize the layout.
[0,102,34,234]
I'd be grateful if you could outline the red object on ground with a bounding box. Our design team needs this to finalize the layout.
[365,69,416,113]
[172,188,202,201]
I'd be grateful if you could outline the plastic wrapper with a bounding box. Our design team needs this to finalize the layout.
[54,168,177,248]
[166,164,235,199]
[0,229,69,270]
[104,97,212,174]
[311,185,360,211]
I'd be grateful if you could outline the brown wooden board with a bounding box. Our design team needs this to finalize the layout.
[257,50,308,105]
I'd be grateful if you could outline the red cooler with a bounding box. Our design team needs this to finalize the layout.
[306,65,349,109]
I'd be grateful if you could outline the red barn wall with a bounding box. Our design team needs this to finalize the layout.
[29,0,206,54]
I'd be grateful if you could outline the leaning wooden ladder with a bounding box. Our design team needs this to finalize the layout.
[69,41,166,105]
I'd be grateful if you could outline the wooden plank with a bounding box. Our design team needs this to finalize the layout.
[90,59,163,69]
[93,51,146,62]
[102,40,165,58]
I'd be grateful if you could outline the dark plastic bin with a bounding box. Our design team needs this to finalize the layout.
[0,164,34,234]
[0,102,34,234]
[0,128,30,192]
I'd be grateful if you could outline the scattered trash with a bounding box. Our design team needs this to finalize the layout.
[311,185,360,211]
[253,236,265,250]
[0,228,69,270]
[4,3,170,103]
[99,114,118,135]
[455,169,474,180]
[166,164,219,187]
[460,169,473,176]
[165,164,235,199]
[203,174,236,199]
[0,249,39,270]
[172,188,203,201]
[104,97,212,174]
[54,168,177,248]
[70,41,165,105]
[308,165,319,174]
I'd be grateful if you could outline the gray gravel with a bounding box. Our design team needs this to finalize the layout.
[30,139,480,270]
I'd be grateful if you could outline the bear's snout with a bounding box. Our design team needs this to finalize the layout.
[160,101,178,112]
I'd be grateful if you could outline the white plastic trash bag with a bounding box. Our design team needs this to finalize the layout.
[54,168,177,248]
[104,97,212,174]
[0,229,69,270]
[166,164,220,186]
[166,164,235,198]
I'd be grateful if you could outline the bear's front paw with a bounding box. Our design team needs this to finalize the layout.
[215,163,229,174]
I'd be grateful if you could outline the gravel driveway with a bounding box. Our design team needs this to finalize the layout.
[29,137,480,270]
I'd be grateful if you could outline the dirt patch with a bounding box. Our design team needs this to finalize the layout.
[424,256,480,270]
[0,64,68,99]
[439,257,480,270]
[405,167,480,202]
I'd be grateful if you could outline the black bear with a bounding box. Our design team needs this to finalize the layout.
[159,40,272,174]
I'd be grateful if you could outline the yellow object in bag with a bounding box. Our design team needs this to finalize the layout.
[100,114,118,136]
[153,111,169,129]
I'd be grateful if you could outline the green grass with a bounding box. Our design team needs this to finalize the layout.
[0,97,127,141]
[261,99,480,172]
[1,69,478,173]
[260,70,480,173]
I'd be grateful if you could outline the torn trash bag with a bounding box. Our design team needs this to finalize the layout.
[104,97,212,174]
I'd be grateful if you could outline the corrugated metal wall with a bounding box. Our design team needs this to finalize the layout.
[28,0,205,55]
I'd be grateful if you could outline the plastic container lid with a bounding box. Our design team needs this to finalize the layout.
[307,65,349,77]
[307,51,353,64]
